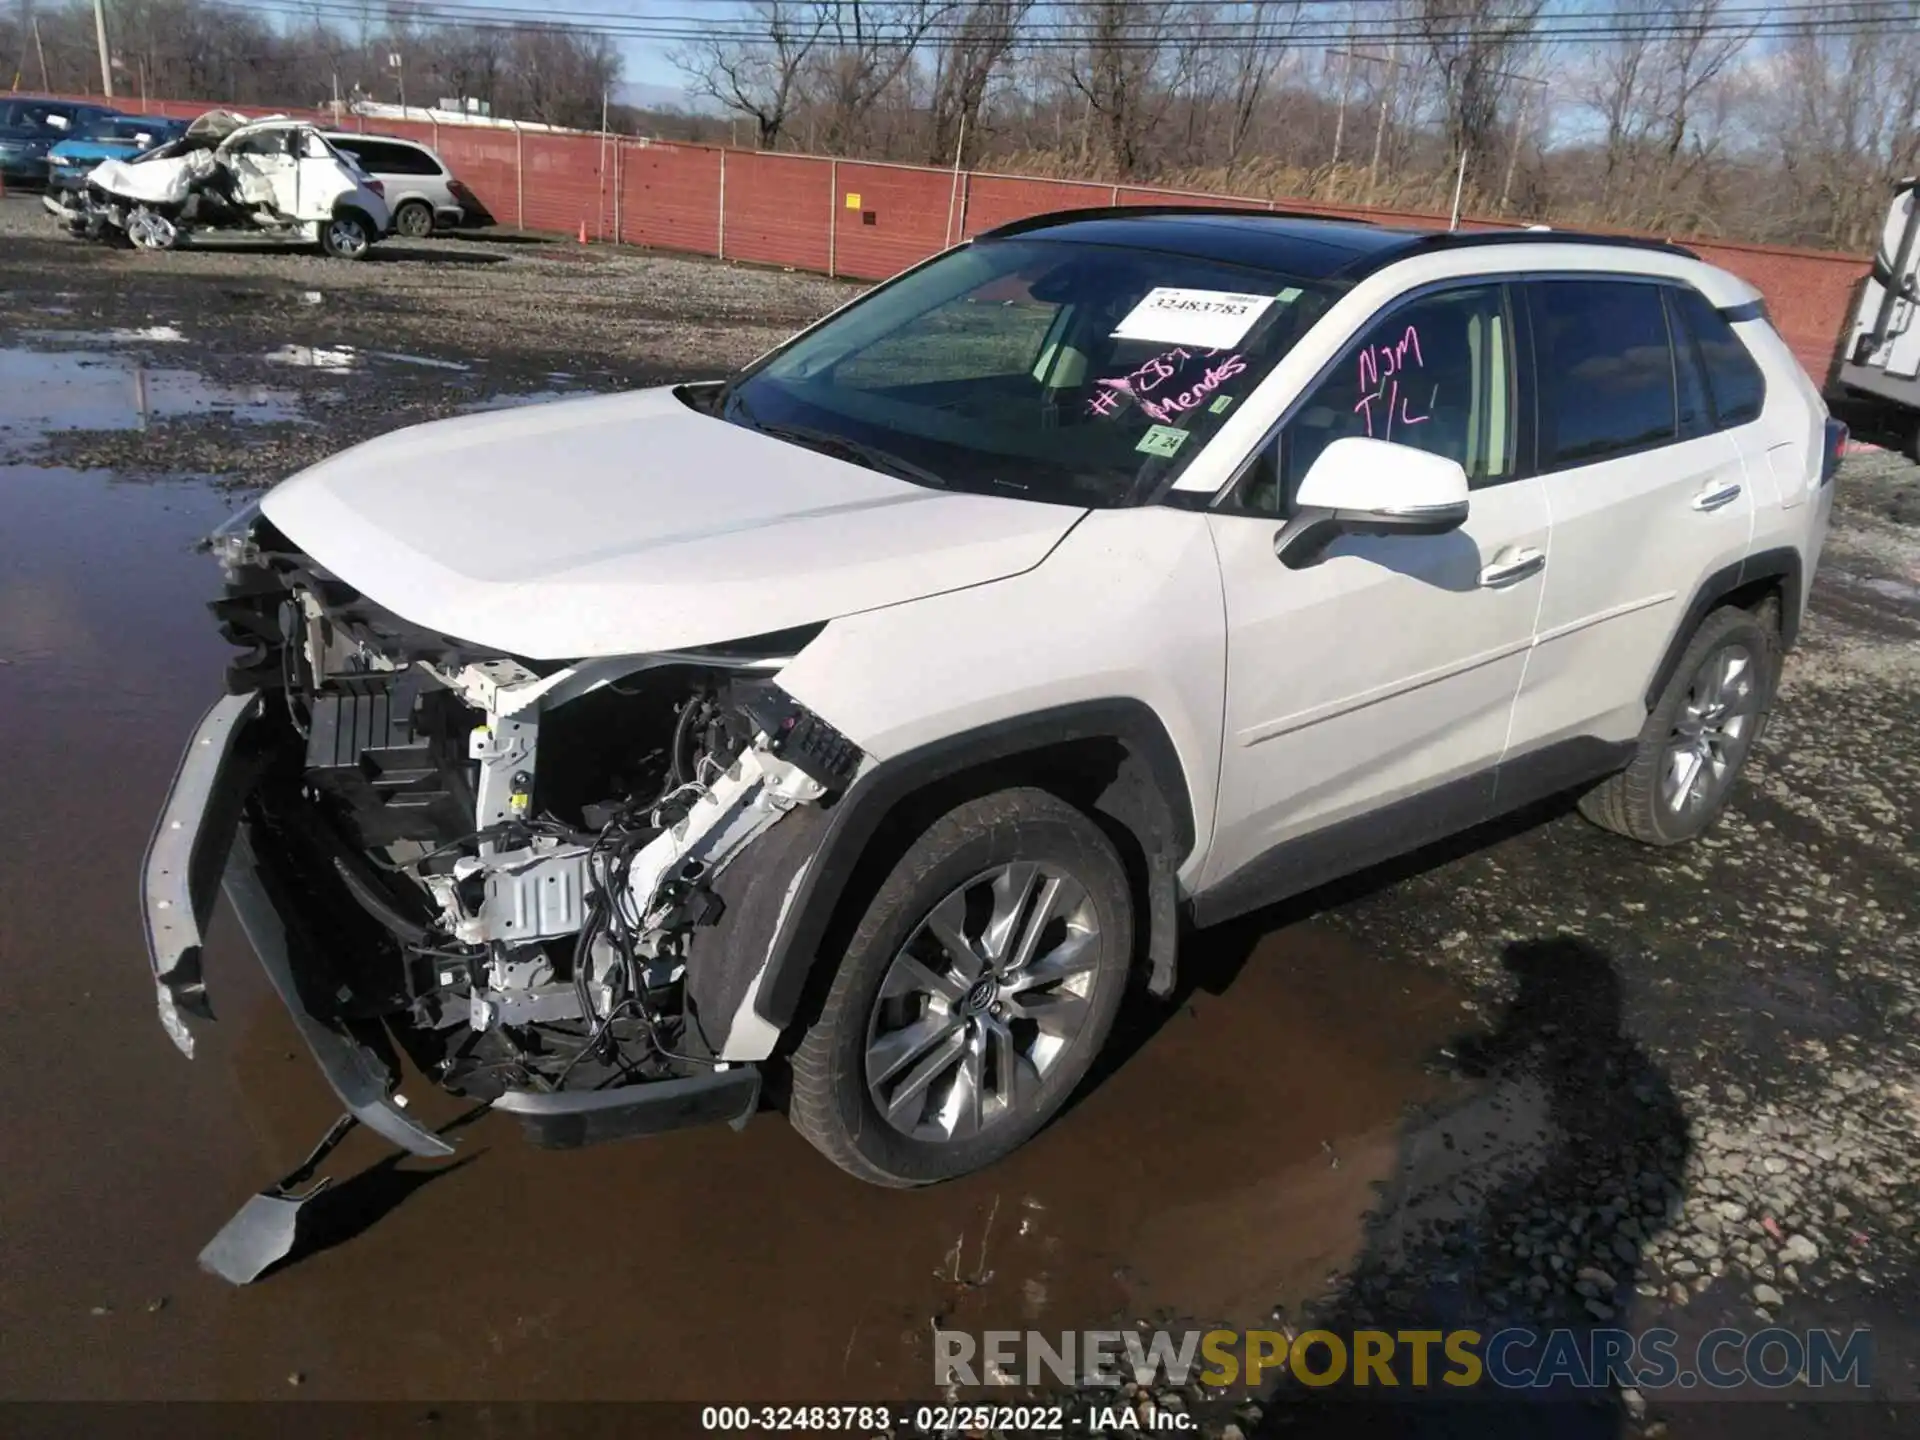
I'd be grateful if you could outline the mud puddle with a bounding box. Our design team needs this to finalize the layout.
[0,345,303,446]
[0,453,1494,1401]
[0,327,606,485]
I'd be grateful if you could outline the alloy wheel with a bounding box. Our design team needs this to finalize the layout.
[326,218,369,258]
[864,861,1102,1144]
[1661,642,1758,816]
[396,203,433,238]
[127,208,177,250]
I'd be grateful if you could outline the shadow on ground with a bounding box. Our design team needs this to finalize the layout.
[1238,935,1689,1438]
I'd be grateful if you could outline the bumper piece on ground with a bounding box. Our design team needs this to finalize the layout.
[492,1065,762,1150]
[198,1112,358,1285]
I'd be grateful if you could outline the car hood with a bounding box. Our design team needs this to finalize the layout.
[260,386,1087,660]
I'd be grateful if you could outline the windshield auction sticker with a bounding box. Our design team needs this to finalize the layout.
[1113,287,1277,349]
[1136,424,1191,457]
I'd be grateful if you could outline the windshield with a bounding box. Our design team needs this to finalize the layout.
[82,117,171,144]
[722,237,1334,507]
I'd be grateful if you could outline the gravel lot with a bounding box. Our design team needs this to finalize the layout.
[0,194,858,484]
[2,192,1917,1434]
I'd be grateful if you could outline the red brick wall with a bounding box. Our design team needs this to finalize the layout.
[52,95,1872,378]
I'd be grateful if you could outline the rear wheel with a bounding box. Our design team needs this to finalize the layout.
[1579,605,1777,846]
[788,788,1133,1186]
[392,199,433,239]
[320,212,373,260]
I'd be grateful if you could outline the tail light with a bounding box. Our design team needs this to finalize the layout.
[1821,417,1847,487]
[447,178,472,200]
[365,178,385,198]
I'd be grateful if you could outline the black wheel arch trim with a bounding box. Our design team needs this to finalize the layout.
[1644,545,1803,710]
[751,698,1198,1033]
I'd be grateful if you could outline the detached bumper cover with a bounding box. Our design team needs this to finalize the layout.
[141,692,762,1165]
[138,693,451,1158]
[142,692,260,1055]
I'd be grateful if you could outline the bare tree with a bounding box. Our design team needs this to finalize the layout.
[1215,1,1302,177]
[1583,0,1752,226]
[1066,0,1187,178]
[1760,2,1920,249]
[672,0,826,148]
[926,0,1029,166]
[807,1,954,154]
[1412,0,1545,196]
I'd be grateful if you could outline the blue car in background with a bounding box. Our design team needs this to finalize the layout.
[0,97,119,185]
[45,113,188,196]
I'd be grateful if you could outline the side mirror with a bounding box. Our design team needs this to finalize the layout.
[1276,436,1470,569]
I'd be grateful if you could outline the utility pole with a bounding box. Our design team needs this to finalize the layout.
[1369,40,1399,192]
[32,15,50,91]
[92,0,113,99]
[1325,46,1406,196]
[1329,42,1354,170]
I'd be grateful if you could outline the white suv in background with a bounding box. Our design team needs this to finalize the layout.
[145,207,1842,1279]
[323,131,471,237]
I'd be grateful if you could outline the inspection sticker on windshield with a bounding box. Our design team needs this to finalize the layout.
[1136,425,1190,458]
[1113,287,1277,349]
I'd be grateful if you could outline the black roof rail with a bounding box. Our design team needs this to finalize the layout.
[1356,228,1700,270]
[974,203,1382,240]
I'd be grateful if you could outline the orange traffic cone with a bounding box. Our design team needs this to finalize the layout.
[577,219,588,245]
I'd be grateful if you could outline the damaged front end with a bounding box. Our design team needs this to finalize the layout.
[144,505,860,1274]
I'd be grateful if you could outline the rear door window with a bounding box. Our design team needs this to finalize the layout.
[338,139,442,176]
[1670,286,1766,428]
[1529,280,1676,470]
[1666,289,1715,440]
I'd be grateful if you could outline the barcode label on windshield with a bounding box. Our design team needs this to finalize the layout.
[1112,288,1277,349]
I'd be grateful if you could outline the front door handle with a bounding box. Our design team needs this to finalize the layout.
[1692,481,1743,512]
[1479,547,1546,588]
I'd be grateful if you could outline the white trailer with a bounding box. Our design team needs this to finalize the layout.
[1833,177,1920,460]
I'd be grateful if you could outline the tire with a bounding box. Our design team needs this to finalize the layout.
[393,199,433,239]
[788,787,1134,1187]
[320,211,373,260]
[125,206,179,252]
[1578,604,1778,846]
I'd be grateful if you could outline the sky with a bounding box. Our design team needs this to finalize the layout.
[460,0,707,105]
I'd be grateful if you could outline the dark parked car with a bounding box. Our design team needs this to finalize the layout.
[0,98,119,185]
[45,113,187,196]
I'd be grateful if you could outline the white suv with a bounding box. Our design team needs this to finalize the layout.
[322,132,471,238]
[143,208,1843,1278]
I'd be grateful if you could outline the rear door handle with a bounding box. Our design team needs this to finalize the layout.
[1692,481,1743,512]
[1479,547,1546,588]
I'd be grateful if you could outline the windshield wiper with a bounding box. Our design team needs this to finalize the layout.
[753,422,952,491]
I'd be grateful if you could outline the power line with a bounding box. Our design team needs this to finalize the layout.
[213,0,1920,48]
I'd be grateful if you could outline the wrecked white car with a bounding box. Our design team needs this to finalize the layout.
[52,111,389,258]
